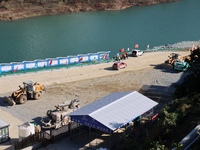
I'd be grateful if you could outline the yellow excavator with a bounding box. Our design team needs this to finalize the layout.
[4,81,46,106]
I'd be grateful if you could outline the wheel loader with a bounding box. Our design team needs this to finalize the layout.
[4,81,46,106]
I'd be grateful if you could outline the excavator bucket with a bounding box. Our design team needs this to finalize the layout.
[4,96,16,106]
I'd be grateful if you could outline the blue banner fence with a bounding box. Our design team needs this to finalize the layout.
[0,51,111,76]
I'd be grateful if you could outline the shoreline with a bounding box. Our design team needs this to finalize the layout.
[0,40,199,64]
[0,0,178,21]
[0,51,189,95]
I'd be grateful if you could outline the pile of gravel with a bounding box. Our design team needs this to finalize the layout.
[147,40,200,52]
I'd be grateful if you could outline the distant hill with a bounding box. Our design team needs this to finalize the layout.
[0,0,178,21]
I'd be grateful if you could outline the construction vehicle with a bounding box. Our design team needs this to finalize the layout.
[164,52,191,71]
[41,99,80,130]
[165,52,180,65]
[173,60,190,72]
[4,81,46,106]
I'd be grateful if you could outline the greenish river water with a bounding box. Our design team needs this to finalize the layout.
[0,0,199,63]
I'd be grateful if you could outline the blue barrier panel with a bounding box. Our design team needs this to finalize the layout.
[88,53,99,62]
[77,54,89,62]
[57,57,69,65]
[68,55,79,64]
[23,61,37,70]
[0,51,111,75]
[35,59,48,68]
[98,51,110,60]
[46,58,59,67]
[10,62,25,72]
[0,63,12,73]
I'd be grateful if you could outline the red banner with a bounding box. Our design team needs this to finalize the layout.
[79,57,83,62]
[13,67,18,72]
[49,60,53,65]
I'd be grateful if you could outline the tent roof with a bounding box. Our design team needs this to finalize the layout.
[69,91,158,132]
[0,119,9,129]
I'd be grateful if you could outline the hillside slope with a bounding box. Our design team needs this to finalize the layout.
[0,0,178,21]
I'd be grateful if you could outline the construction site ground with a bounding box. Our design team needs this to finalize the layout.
[0,51,189,150]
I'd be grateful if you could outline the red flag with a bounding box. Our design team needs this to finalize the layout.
[135,44,139,49]
[13,67,18,72]
[49,60,53,65]
[119,48,124,53]
[104,54,108,60]
[79,57,83,62]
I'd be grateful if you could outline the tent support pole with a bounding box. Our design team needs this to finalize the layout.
[70,122,73,140]
[89,126,91,147]
[110,132,112,149]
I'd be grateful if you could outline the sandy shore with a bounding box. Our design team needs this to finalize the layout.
[0,51,190,149]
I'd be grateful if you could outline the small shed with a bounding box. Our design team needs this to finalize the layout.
[0,119,10,143]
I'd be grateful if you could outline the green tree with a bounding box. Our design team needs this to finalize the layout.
[150,141,166,150]
[162,108,178,134]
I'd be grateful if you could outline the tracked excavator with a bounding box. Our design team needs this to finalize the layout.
[4,81,46,106]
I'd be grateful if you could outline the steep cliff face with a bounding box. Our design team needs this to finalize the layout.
[0,0,178,21]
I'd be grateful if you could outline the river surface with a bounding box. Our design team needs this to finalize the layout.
[0,0,200,63]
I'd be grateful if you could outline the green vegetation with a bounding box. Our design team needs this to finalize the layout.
[119,47,200,150]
